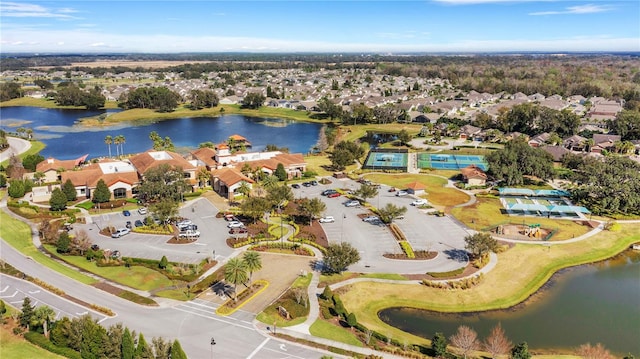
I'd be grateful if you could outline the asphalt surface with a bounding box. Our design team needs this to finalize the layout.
[0,136,31,162]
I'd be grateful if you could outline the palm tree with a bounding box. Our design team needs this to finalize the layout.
[584,138,594,152]
[224,257,248,301]
[242,251,262,286]
[236,181,251,198]
[114,135,126,157]
[118,135,126,156]
[25,128,33,140]
[31,305,56,338]
[196,167,211,188]
[33,171,45,185]
[113,136,121,157]
[104,135,113,157]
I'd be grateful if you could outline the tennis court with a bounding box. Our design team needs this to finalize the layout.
[363,149,409,170]
[417,153,488,171]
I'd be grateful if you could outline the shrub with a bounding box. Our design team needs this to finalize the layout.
[321,285,333,301]
[320,304,333,319]
[24,331,82,359]
[399,241,415,259]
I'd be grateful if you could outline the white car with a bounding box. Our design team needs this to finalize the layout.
[111,228,130,238]
[319,216,335,223]
[227,221,244,228]
[362,215,380,222]
[344,200,360,207]
[411,199,428,206]
[395,190,408,197]
[138,207,148,215]
[178,230,200,238]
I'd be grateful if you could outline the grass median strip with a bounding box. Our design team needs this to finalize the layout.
[309,319,364,347]
[0,212,97,285]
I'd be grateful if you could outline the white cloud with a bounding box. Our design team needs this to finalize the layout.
[0,1,79,19]
[529,4,613,15]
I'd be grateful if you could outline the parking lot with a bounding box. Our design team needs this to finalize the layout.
[293,177,470,274]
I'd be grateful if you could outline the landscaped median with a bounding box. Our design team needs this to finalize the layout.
[337,223,640,346]
[216,279,269,316]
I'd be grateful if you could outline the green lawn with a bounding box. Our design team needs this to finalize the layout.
[44,246,173,291]
[309,319,364,347]
[363,173,470,208]
[0,327,64,359]
[0,140,46,167]
[0,212,97,285]
[339,223,640,347]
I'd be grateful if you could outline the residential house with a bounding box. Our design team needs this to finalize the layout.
[528,133,551,147]
[542,146,572,162]
[459,124,482,140]
[591,134,621,154]
[562,135,587,151]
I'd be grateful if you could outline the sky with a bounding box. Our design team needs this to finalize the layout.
[0,0,639,53]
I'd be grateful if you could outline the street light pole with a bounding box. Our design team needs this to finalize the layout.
[210,337,216,359]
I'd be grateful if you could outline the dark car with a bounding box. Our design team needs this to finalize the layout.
[302,182,312,187]
[291,183,300,189]
[134,220,144,227]
[122,210,131,216]
[91,244,100,251]
[322,189,338,196]
[229,227,248,234]
[310,180,318,186]
[126,221,132,229]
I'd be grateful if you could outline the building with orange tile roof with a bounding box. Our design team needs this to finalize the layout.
[211,167,255,200]
[460,164,487,186]
[405,181,427,195]
[60,160,139,200]
[129,149,199,185]
[36,155,88,183]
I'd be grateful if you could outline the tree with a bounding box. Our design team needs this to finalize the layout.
[150,200,179,225]
[170,340,188,359]
[329,148,355,171]
[104,323,125,359]
[62,179,77,201]
[510,342,532,359]
[7,179,25,198]
[115,135,126,157]
[19,297,35,329]
[323,242,360,274]
[0,299,6,318]
[57,232,71,253]
[92,178,111,204]
[464,232,499,258]
[608,110,640,141]
[275,163,288,181]
[486,137,554,186]
[122,327,135,359]
[450,325,479,359]
[49,188,68,211]
[354,183,378,204]
[576,343,612,359]
[196,167,212,187]
[0,174,6,188]
[224,257,248,301]
[431,332,448,358]
[298,197,326,225]
[397,129,412,145]
[236,181,251,198]
[33,171,45,185]
[484,323,512,358]
[346,312,358,327]
[135,333,154,359]
[136,164,187,203]
[31,305,56,338]
[266,184,293,207]
[105,135,113,157]
[377,203,408,224]
[241,92,266,109]
[152,337,171,359]
[242,251,262,286]
[50,317,71,348]
[159,255,169,269]
[240,197,271,223]
[149,131,175,151]
[22,154,44,172]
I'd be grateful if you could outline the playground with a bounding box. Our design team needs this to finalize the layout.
[363,149,409,171]
[493,223,553,241]
[417,153,488,171]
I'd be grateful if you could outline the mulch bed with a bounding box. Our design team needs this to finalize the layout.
[403,263,481,281]
[383,250,438,260]
[92,281,125,295]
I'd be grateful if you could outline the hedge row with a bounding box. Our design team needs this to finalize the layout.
[24,331,83,359]
[399,241,415,259]
[288,237,327,254]
[389,223,406,241]
[426,266,466,278]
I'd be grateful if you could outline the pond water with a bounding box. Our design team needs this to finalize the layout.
[0,107,322,159]
[379,251,640,355]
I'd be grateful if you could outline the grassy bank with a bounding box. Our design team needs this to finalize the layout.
[338,223,640,345]
[0,140,46,167]
[0,326,64,359]
[0,97,118,109]
[0,212,97,285]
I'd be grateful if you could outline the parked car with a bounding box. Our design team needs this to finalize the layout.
[411,199,428,206]
[344,200,360,207]
[395,190,408,197]
[178,230,200,238]
[138,207,148,215]
[224,214,236,221]
[122,210,131,216]
[227,221,244,228]
[327,192,341,198]
[362,215,380,222]
[291,183,300,189]
[134,220,144,227]
[322,189,338,196]
[229,227,248,234]
[91,244,100,251]
[179,224,198,231]
[125,221,132,229]
[111,250,121,259]
[302,182,312,187]
[111,228,130,238]
[310,180,319,186]
[319,216,335,223]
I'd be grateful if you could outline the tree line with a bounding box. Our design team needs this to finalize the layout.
[5,297,188,359]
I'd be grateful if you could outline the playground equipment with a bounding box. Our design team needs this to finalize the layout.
[524,224,542,238]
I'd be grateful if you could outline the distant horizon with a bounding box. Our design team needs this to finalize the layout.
[1,1,638,53]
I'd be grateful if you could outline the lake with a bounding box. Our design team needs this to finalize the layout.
[379,251,640,355]
[0,107,323,159]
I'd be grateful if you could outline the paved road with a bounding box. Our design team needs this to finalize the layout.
[0,136,31,162]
